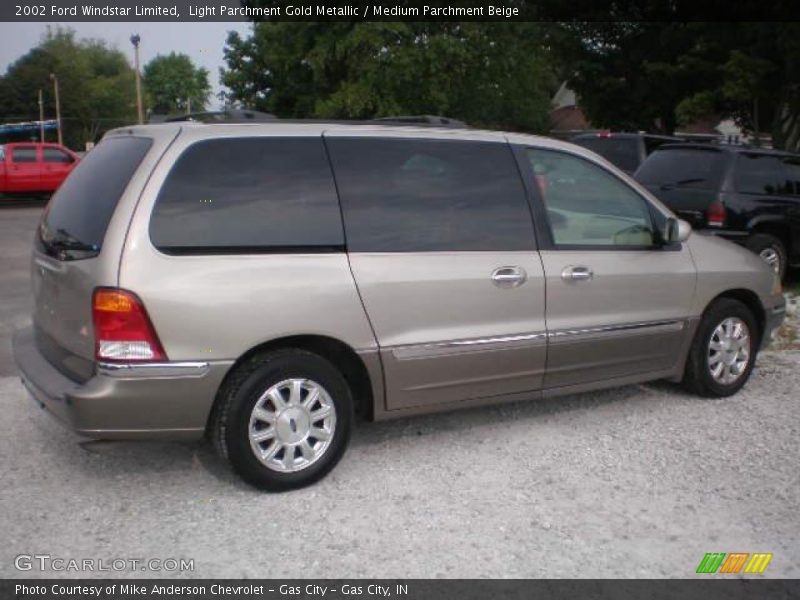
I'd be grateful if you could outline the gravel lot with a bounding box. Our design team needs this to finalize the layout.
[0,205,798,579]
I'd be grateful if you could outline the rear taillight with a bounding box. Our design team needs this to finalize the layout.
[707,198,726,227]
[92,288,166,362]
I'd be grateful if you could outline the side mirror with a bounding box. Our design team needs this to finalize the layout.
[664,217,692,243]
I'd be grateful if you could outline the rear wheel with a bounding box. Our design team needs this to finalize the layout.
[211,349,353,491]
[682,298,759,397]
[746,233,787,280]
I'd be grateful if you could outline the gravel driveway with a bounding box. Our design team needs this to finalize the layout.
[0,205,798,578]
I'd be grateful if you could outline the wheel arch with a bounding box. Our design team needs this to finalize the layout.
[207,335,378,433]
[706,288,766,345]
[748,218,793,257]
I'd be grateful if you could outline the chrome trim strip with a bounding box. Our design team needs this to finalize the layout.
[548,319,685,340]
[390,319,685,360]
[97,361,211,379]
[392,332,547,360]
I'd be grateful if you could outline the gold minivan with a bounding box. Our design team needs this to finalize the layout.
[13,120,785,491]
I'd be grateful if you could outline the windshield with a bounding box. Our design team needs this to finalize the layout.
[38,136,152,260]
[635,148,727,190]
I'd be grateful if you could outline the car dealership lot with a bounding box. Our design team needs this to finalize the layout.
[0,204,798,578]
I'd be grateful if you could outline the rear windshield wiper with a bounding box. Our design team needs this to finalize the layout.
[41,227,99,257]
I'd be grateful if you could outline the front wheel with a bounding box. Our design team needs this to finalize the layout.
[682,298,759,397]
[212,349,353,491]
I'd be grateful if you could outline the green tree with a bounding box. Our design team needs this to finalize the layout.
[221,22,556,132]
[143,52,211,115]
[0,27,136,149]
[552,22,800,150]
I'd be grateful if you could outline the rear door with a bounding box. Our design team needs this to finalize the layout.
[8,145,41,192]
[326,131,546,411]
[519,146,696,388]
[41,146,77,192]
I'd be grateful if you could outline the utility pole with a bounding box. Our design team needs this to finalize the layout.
[38,89,44,143]
[49,73,62,146]
[130,34,144,124]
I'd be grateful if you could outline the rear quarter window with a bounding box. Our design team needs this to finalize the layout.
[735,154,787,195]
[40,136,153,252]
[149,137,343,253]
[635,148,727,190]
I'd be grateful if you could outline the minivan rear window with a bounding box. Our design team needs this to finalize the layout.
[39,136,152,258]
[635,148,727,190]
[150,137,343,253]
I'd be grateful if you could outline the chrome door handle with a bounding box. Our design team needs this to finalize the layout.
[491,266,527,288]
[561,265,594,282]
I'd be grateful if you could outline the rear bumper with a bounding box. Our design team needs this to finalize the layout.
[12,326,232,440]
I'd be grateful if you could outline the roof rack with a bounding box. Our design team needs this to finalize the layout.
[162,109,278,123]
[149,111,469,129]
[372,115,468,128]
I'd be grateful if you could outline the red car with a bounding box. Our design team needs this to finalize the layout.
[0,142,80,196]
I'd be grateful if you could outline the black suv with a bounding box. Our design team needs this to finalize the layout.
[571,132,682,175]
[636,143,800,279]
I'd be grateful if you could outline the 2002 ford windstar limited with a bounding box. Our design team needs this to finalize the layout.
[13,121,786,491]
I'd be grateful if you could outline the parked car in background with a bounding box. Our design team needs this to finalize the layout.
[571,132,682,175]
[13,121,784,491]
[0,142,79,197]
[635,143,800,279]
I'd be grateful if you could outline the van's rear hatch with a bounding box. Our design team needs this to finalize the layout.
[634,146,729,226]
[32,135,155,382]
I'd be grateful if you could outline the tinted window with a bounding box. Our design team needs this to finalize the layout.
[43,147,74,163]
[783,158,800,195]
[151,138,343,252]
[571,137,640,172]
[327,138,533,252]
[12,147,37,163]
[644,136,675,155]
[635,148,727,190]
[735,154,786,195]
[40,136,152,253]
[528,148,656,247]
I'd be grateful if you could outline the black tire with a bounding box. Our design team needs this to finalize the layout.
[746,233,787,280]
[682,298,759,398]
[211,349,353,491]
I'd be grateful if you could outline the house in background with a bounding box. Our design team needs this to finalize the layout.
[548,82,761,146]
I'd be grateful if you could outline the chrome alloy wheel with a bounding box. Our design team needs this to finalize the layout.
[248,378,337,473]
[707,317,751,385]
[759,247,781,274]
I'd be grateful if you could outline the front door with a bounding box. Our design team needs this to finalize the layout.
[521,146,697,389]
[325,132,547,411]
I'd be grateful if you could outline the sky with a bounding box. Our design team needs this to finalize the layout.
[0,22,254,109]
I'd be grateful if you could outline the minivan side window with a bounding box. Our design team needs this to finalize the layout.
[12,147,37,163]
[150,138,344,253]
[327,138,534,252]
[528,148,656,247]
